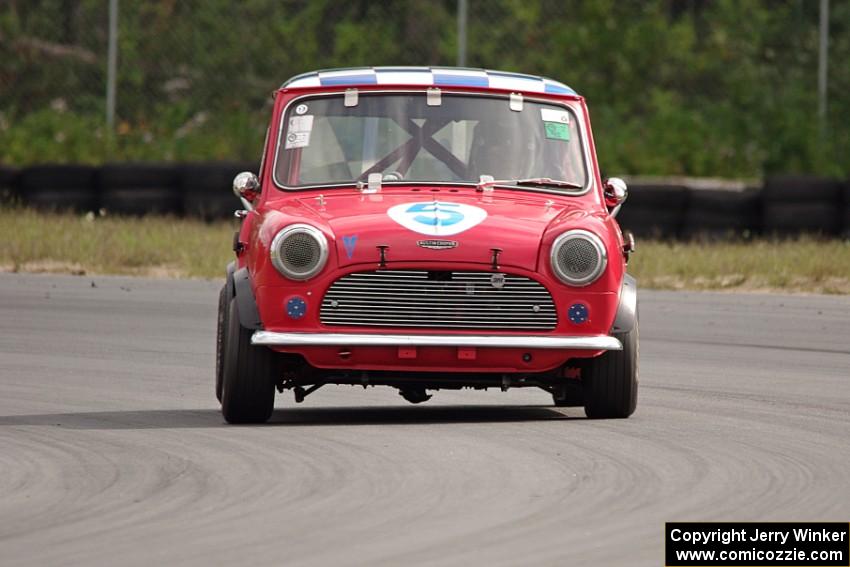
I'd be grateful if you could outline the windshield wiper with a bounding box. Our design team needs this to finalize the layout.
[511,178,583,189]
[476,177,583,192]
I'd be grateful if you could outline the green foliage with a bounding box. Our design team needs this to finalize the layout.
[1,0,848,177]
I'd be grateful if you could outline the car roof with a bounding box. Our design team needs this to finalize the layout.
[281,66,577,96]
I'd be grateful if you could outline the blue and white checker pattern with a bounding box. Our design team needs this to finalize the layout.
[283,67,576,95]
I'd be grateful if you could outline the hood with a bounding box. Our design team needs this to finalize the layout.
[290,188,587,271]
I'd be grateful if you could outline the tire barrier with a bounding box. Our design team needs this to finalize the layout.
[762,176,844,236]
[3,163,849,237]
[98,163,181,216]
[0,166,19,204]
[844,182,850,238]
[181,162,254,220]
[18,165,97,212]
[682,187,761,239]
[616,183,689,238]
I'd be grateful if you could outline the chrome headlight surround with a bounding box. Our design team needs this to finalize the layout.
[550,229,608,287]
[269,224,329,281]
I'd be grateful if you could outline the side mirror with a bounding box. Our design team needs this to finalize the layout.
[603,177,628,217]
[233,171,260,206]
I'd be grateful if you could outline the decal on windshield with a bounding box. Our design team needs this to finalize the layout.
[285,115,314,149]
[541,108,570,141]
[540,108,569,124]
[544,122,570,141]
[387,201,487,236]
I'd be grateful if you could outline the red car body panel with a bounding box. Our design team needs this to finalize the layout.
[233,80,628,375]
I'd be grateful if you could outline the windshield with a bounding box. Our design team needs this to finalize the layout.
[273,93,587,191]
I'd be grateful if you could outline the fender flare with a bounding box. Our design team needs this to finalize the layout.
[225,261,237,296]
[231,266,263,330]
[611,274,638,334]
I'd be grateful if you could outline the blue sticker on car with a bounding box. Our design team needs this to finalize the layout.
[286,297,307,320]
[342,235,358,259]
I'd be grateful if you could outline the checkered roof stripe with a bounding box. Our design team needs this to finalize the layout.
[282,67,576,95]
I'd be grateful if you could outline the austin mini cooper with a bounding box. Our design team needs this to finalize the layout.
[216,67,638,423]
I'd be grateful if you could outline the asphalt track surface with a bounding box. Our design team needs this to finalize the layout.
[1,273,848,566]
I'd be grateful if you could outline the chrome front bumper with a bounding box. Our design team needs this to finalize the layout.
[251,331,622,351]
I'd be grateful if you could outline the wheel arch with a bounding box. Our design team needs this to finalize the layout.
[231,265,263,330]
[611,273,637,334]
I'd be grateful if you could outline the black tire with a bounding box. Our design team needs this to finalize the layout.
[682,188,760,239]
[617,207,682,238]
[582,320,638,419]
[616,183,689,239]
[99,163,180,188]
[761,176,843,236]
[100,187,179,216]
[763,176,842,202]
[215,282,234,403]
[221,297,277,423]
[840,182,850,237]
[0,166,19,204]
[19,165,97,211]
[181,162,254,220]
[626,184,689,208]
[763,201,841,235]
[98,163,181,216]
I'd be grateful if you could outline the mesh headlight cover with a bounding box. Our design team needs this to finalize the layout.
[270,224,328,280]
[551,230,607,286]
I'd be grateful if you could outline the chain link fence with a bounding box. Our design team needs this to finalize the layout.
[1,1,848,178]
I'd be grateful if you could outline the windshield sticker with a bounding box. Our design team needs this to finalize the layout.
[540,108,569,124]
[544,121,570,141]
[387,201,487,236]
[295,104,309,115]
[285,115,314,149]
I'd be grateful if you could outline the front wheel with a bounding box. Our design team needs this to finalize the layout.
[221,297,278,424]
[582,320,639,419]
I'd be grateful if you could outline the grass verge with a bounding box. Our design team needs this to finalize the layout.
[0,207,237,279]
[1,207,849,293]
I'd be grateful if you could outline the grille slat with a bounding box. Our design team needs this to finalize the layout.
[320,270,557,330]
[323,290,551,298]
[321,303,556,311]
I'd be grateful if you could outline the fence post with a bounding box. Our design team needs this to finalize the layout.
[818,0,829,137]
[106,0,119,131]
[457,0,468,67]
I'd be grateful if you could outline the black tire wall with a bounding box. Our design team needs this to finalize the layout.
[181,162,255,220]
[19,165,97,212]
[616,184,689,238]
[98,163,181,216]
[6,165,850,237]
[842,181,850,238]
[0,166,19,204]
[682,188,761,239]
[762,176,843,236]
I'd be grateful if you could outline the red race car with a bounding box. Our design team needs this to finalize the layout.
[216,67,637,423]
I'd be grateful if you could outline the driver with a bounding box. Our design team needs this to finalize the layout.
[468,119,528,180]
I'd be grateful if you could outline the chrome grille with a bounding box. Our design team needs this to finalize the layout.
[320,270,557,330]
